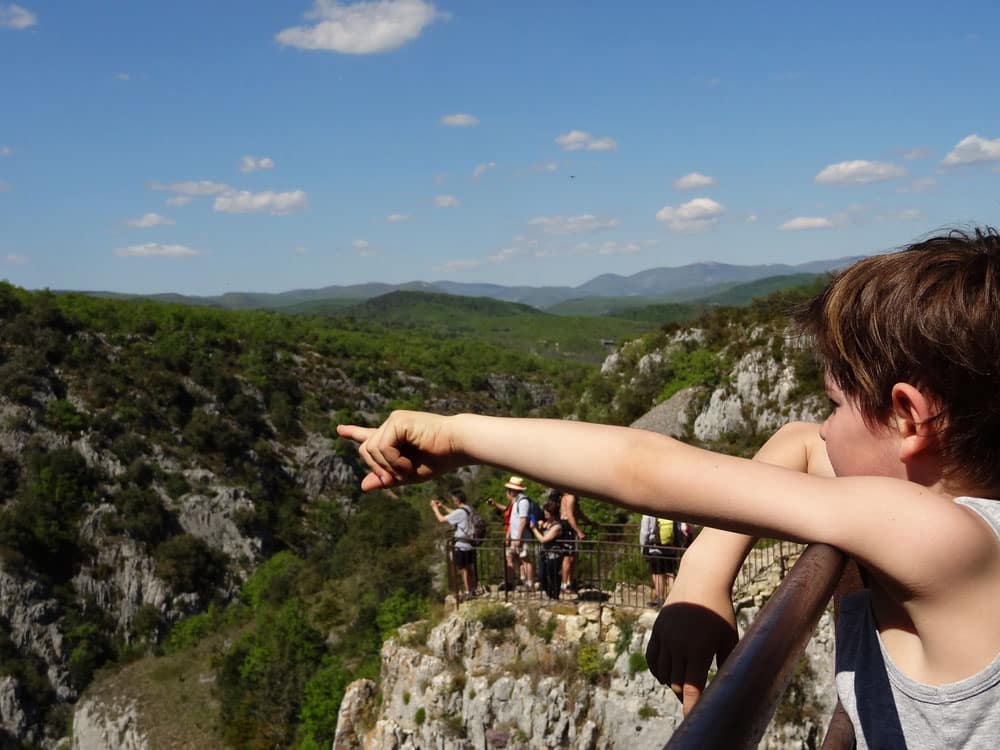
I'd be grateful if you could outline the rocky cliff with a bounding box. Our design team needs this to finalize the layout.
[333,589,836,750]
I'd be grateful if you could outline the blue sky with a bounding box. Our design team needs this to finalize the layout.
[1,1,998,296]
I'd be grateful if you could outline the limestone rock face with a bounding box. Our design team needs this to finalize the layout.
[334,597,836,750]
[176,487,263,570]
[71,695,147,750]
[629,386,701,438]
[291,432,358,501]
[0,676,38,748]
[72,505,172,634]
[0,567,72,701]
[693,346,823,442]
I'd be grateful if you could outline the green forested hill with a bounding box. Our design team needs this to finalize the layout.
[294,290,655,365]
[0,282,593,748]
[0,275,826,748]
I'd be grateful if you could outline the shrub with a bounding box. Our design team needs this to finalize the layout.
[473,603,517,630]
[576,642,614,684]
[43,399,88,434]
[375,589,428,640]
[297,657,351,749]
[628,651,648,675]
[638,703,659,719]
[154,534,227,596]
[414,707,426,726]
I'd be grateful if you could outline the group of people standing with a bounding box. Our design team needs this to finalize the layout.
[488,476,589,599]
[435,477,690,606]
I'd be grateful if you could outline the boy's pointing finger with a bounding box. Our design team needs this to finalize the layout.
[336,424,375,444]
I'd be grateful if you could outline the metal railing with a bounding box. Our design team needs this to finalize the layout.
[443,524,803,610]
[665,544,857,750]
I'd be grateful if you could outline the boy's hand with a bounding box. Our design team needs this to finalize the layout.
[645,574,738,715]
[337,411,467,492]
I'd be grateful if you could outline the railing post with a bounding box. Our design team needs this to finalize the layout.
[665,544,847,750]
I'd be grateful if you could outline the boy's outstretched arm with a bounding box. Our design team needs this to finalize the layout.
[337,410,980,598]
[645,421,833,714]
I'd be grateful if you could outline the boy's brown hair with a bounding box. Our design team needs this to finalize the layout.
[796,226,1000,492]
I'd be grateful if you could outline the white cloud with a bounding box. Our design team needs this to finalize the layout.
[901,146,932,161]
[554,130,618,152]
[240,156,276,173]
[655,197,726,232]
[114,72,131,81]
[0,180,10,192]
[5,253,28,264]
[745,213,759,223]
[0,4,37,30]
[878,208,922,222]
[293,246,310,255]
[125,212,175,228]
[115,243,200,258]
[0,145,10,157]
[896,177,936,193]
[814,160,906,185]
[942,134,1000,166]
[472,161,496,180]
[582,240,641,257]
[213,189,309,215]
[673,172,716,190]
[166,195,193,207]
[352,239,376,256]
[529,214,620,236]
[533,160,559,173]
[276,0,446,54]
[780,217,834,231]
[441,113,479,127]
[387,212,412,222]
[151,179,230,197]
[434,194,459,208]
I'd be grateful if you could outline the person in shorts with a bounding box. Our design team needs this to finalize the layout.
[431,490,478,599]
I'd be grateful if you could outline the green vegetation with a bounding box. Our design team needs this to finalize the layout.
[471,603,518,630]
[576,643,615,684]
[0,272,830,747]
[326,290,653,365]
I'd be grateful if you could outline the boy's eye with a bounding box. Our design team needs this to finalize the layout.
[827,398,839,412]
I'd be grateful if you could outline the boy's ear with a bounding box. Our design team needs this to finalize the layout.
[890,383,939,463]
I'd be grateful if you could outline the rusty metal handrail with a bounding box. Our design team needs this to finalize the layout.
[665,544,849,750]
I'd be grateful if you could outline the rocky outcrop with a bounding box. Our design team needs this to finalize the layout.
[291,432,359,502]
[0,567,71,701]
[71,694,147,750]
[693,345,824,442]
[334,594,836,750]
[0,676,39,748]
[175,487,263,571]
[629,386,702,438]
[73,506,172,635]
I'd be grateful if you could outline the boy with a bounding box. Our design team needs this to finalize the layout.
[339,228,1000,748]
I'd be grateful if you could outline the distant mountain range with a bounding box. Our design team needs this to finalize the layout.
[80,257,862,312]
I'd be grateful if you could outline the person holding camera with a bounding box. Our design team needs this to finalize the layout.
[431,491,478,600]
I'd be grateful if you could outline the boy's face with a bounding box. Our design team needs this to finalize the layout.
[820,376,902,479]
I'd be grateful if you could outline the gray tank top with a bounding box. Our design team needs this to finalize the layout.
[835,497,1000,749]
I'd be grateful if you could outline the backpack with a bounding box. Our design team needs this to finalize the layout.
[460,506,487,547]
[516,494,543,525]
[657,518,676,546]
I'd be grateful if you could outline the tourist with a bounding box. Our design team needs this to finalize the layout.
[430,490,478,600]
